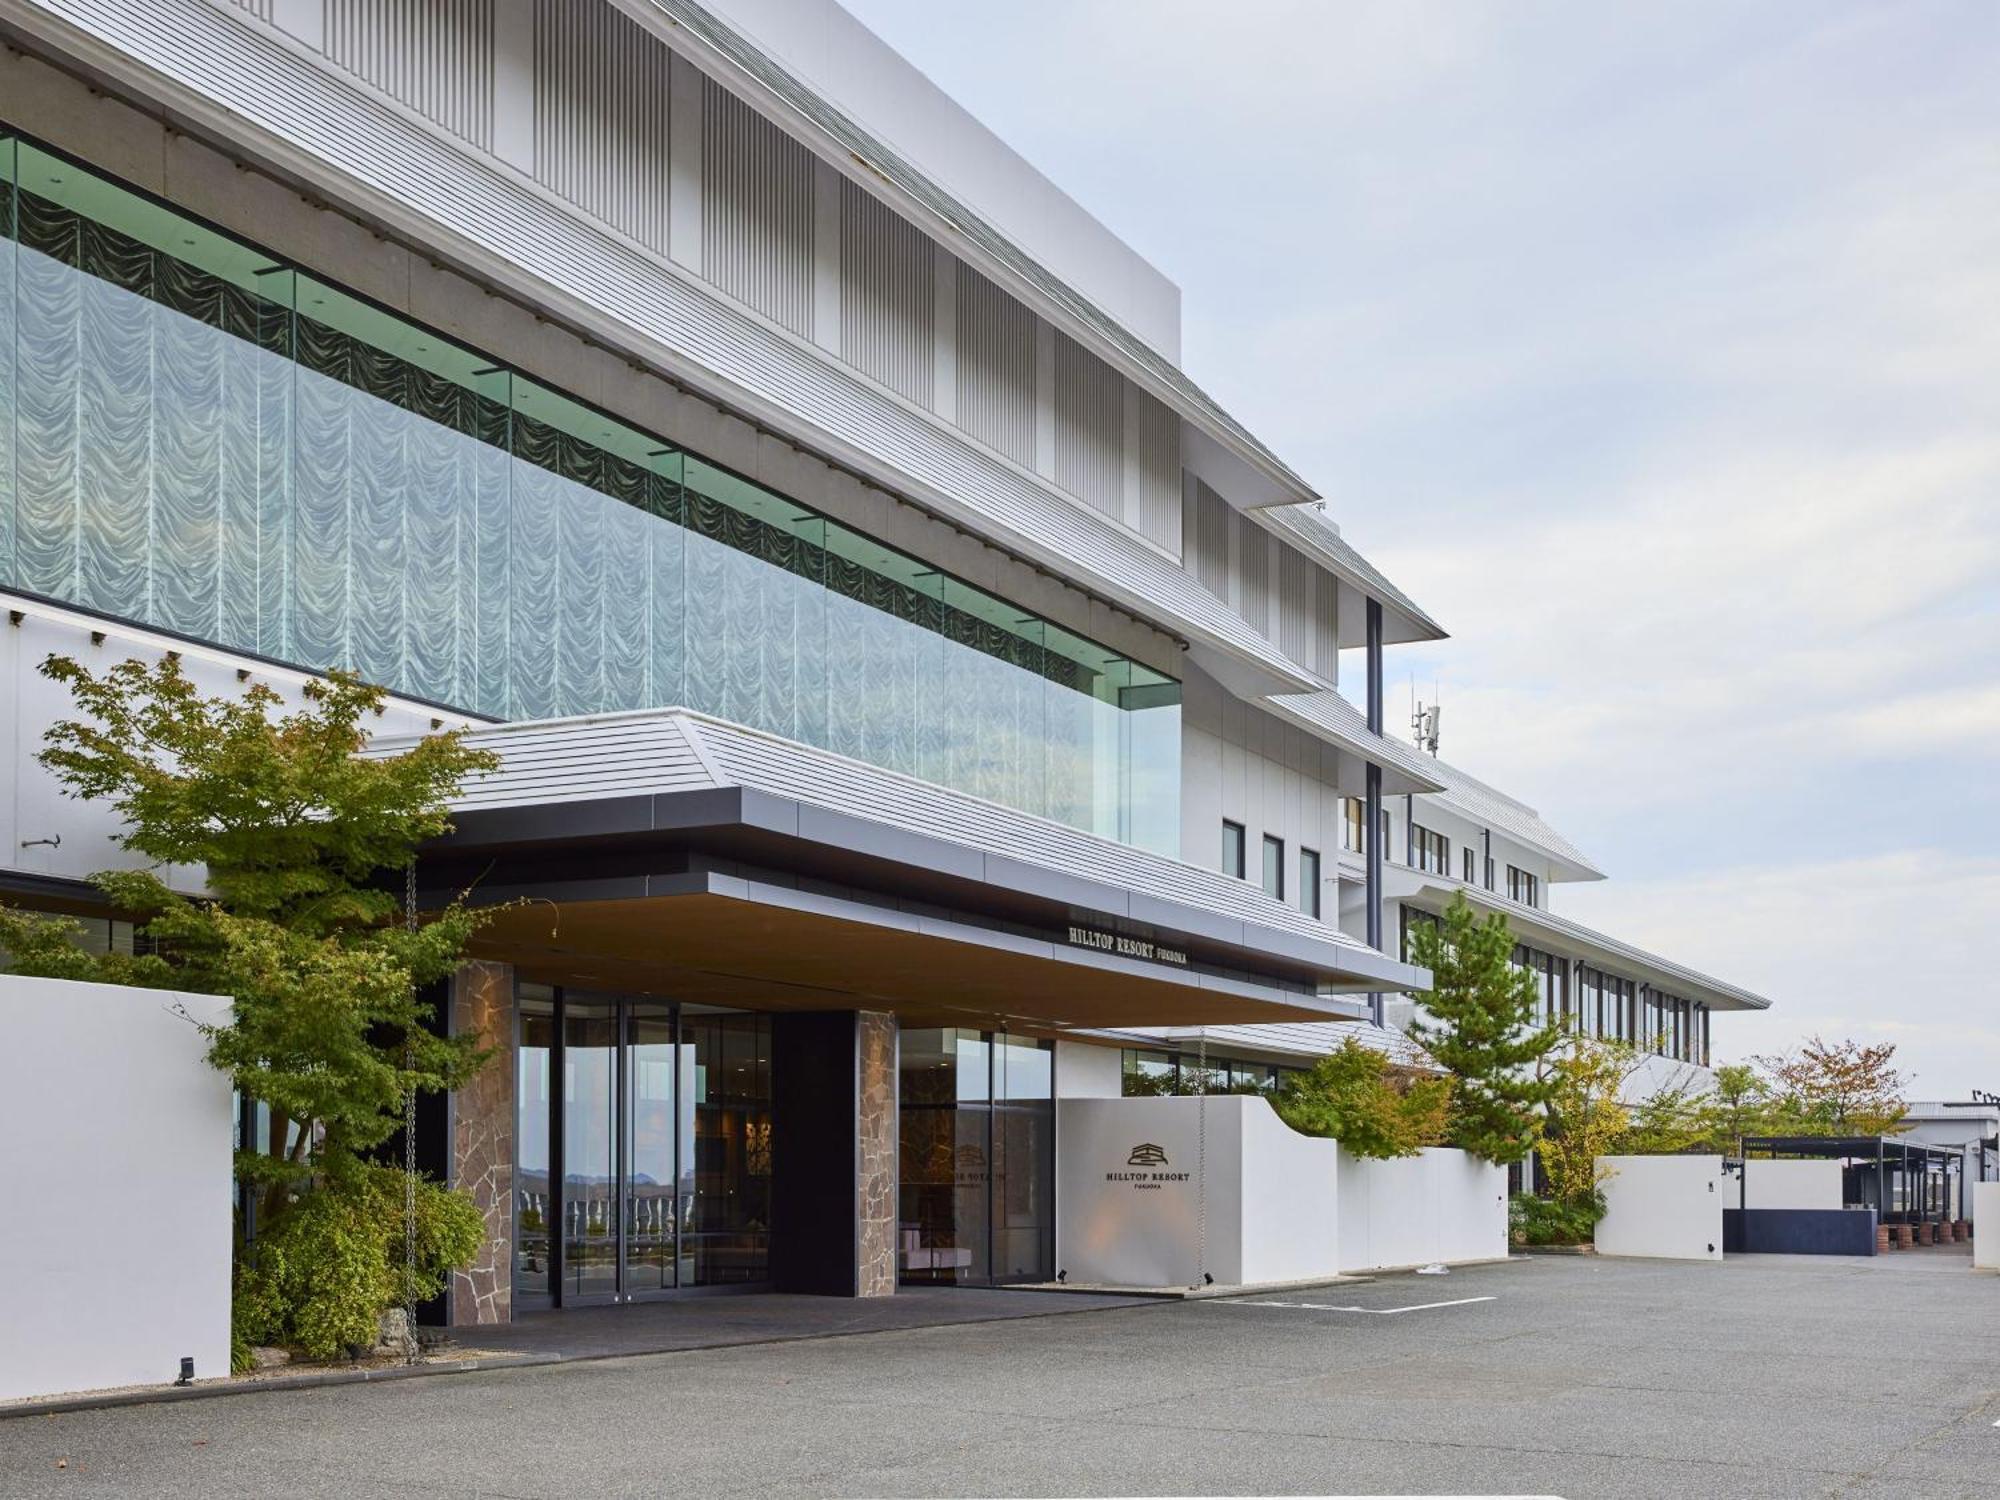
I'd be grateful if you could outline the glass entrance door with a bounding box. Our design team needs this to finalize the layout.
[560,1000,620,1303]
[516,989,767,1307]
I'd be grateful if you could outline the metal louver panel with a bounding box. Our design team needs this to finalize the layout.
[532,0,671,254]
[839,177,933,408]
[324,0,495,151]
[1190,479,1230,597]
[702,75,814,336]
[1235,510,1269,634]
[954,262,1036,466]
[1276,542,1315,669]
[1124,384,1180,555]
[228,0,273,18]
[1053,330,1123,519]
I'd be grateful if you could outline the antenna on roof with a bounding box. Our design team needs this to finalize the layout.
[1411,687,1441,757]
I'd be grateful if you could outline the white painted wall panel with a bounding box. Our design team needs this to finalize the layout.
[0,976,233,1401]
[1974,1183,1998,1259]
[1056,1095,1338,1288]
[1054,1038,1123,1099]
[324,0,495,151]
[1595,1154,1726,1261]
[1335,1147,1508,1273]
[533,0,671,253]
[1,592,471,895]
[1742,1159,1843,1211]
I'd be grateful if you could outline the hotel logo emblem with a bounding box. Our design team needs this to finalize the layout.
[1126,1143,1169,1167]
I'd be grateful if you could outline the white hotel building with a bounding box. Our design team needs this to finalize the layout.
[0,0,1766,1313]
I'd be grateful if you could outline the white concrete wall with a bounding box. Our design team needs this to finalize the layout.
[1056,1098,1505,1287]
[1054,1039,1124,1099]
[1,593,471,896]
[1056,1095,1338,1288]
[1595,1154,1725,1261]
[1742,1159,1844,1212]
[1975,1185,1999,1269]
[0,976,233,1401]
[1179,663,1351,879]
[1335,1148,1508,1273]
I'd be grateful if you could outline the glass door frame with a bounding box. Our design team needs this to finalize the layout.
[517,988,686,1309]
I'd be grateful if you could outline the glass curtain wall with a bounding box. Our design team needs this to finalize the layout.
[897,1029,1053,1285]
[513,985,770,1307]
[0,133,1180,854]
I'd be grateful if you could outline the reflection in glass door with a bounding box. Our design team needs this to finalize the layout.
[561,1001,620,1303]
[624,1005,680,1295]
[514,989,769,1306]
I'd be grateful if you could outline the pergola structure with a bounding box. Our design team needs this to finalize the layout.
[1739,1136,1969,1226]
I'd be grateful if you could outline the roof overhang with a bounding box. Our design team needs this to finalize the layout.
[466,871,1367,1029]
[1392,873,1771,1013]
[420,780,1419,1006]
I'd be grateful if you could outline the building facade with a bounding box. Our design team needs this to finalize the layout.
[0,0,1764,1313]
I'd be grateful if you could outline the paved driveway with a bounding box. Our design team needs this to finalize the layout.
[3,1253,1996,1499]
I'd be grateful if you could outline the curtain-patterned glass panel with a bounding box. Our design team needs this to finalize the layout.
[0,138,1181,854]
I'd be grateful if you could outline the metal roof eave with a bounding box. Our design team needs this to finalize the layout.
[620,0,1323,509]
[1254,504,1447,645]
[1395,874,1772,1013]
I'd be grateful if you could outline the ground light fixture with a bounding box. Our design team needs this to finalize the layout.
[174,1357,194,1387]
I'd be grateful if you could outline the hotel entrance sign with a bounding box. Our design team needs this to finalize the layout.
[1065,925,1189,967]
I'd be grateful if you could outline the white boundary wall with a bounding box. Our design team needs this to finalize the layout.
[1742,1159,1844,1211]
[0,975,233,1401]
[1056,1096,1505,1287]
[1336,1148,1507,1273]
[1976,1184,2000,1270]
[1057,1095,1338,1287]
[1595,1155,1725,1261]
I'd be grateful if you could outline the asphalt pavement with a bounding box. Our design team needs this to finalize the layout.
[3,1252,1995,1499]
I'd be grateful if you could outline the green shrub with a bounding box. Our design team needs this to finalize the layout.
[1509,1191,1605,1247]
[236,1165,483,1361]
[1272,1039,1453,1159]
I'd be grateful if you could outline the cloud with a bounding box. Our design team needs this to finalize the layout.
[1560,853,2000,1097]
[840,0,2000,1091]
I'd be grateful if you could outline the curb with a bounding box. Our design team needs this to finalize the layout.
[0,1353,564,1422]
[1,1294,1165,1420]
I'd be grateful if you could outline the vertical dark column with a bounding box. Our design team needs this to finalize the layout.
[1365,596,1385,1027]
[770,1010,898,1297]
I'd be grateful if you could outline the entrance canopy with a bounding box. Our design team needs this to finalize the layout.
[383,709,1425,1030]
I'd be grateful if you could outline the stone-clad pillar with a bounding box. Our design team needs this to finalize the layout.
[856,1010,898,1298]
[449,960,515,1326]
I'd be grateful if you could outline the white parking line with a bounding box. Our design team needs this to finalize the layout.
[1222,1295,1497,1315]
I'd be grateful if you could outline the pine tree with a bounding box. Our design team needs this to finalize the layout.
[1404,892,1559,1164]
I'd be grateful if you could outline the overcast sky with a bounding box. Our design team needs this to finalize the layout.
[842,0,2000,1097]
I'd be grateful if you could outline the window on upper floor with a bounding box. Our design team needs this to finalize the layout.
[1399,905,1442,964]
[1262,835,1285,901]
[1222,820,1247,880]
[0,130,1188,855]
[1462,846,1477,885]
[1506,865,1540,908]
[1299,847,1321,920]
[1411,824,1449,876]
[1341,798,1390,856]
